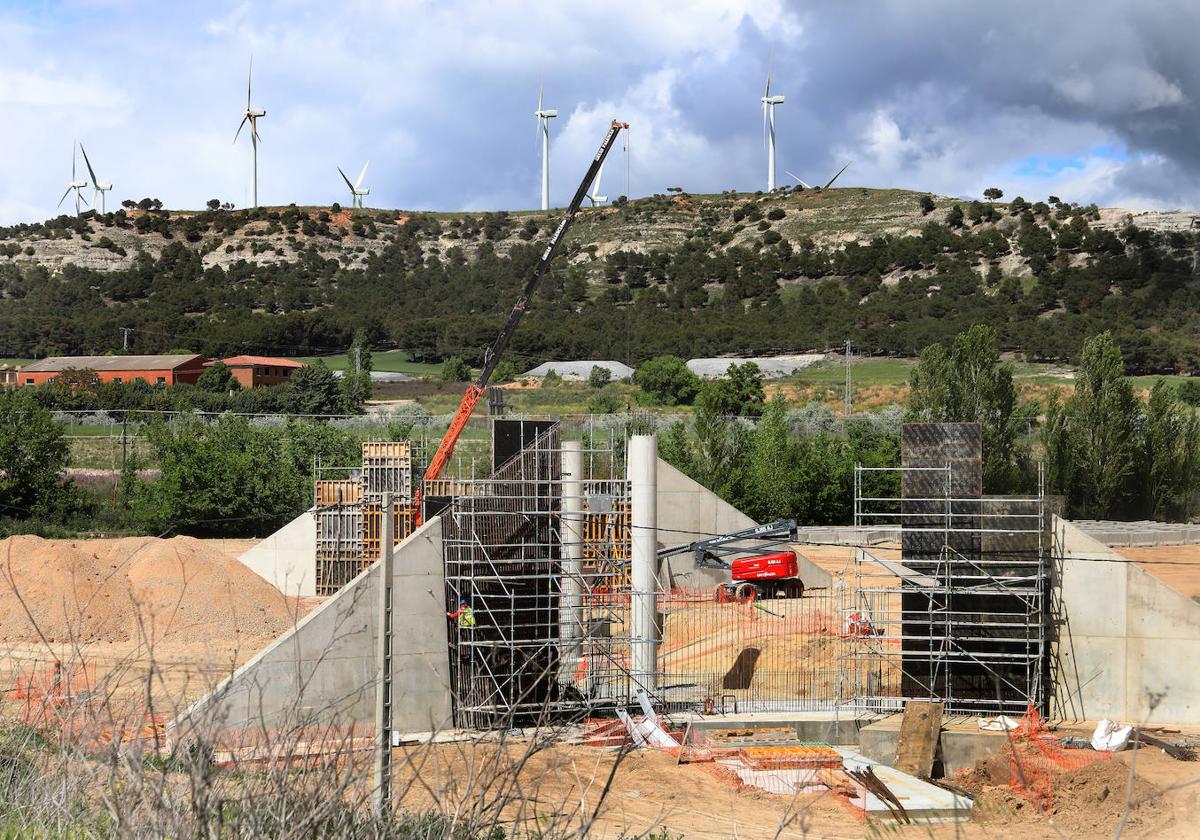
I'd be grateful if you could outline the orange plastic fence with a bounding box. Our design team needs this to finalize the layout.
[1007,706,1109,812]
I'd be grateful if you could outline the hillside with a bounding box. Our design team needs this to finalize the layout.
[2,188,1198,373]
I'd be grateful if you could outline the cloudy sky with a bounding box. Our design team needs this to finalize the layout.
[2,0,1199,223]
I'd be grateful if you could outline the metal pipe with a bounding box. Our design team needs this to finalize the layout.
[558,441,585,682]
[629,434,658,697]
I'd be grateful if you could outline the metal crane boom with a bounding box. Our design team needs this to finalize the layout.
[417,120,628,519]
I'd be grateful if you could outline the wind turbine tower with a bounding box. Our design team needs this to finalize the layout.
[761,67,785,191]
[338,161,371,208]
[79,144,112,213]
[234,57,266,208]
[534,81,557,210]
[57,142,90,217]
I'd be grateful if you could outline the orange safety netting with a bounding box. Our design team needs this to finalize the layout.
[1006,706,1109,812]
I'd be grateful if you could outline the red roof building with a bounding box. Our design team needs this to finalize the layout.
[209,355,305,388]
[18,354,209,387]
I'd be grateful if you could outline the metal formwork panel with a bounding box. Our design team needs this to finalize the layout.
[315,505,363,558]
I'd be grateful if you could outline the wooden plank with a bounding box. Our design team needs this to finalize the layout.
[894,700,943,778]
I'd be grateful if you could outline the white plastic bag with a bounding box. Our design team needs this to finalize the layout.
[979,716,1019,732]
[1091,719,1133,752]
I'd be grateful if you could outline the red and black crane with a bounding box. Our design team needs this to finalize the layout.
[416,119,629,521]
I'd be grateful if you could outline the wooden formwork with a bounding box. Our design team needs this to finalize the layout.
[583,498,631,592]
[315,479,362,506]
[361,502,416,559]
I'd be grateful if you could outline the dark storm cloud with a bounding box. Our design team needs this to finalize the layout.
[2,0,1199,222]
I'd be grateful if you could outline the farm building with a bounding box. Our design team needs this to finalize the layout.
[18,354,208,386]
[207,355,304,388]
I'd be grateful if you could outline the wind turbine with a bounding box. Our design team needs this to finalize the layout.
[79,143,112,213]
[233,56,266,208]
[761,65,785,191]
[57,143,89,217]
[534,80,557,210]
[338,161,370,208]
[784,163,850,191]
[586,160,608,206]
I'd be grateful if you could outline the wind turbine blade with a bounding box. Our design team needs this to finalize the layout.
[79,143,98,185]
[234,114,248,143]
[784,170,811,189]
[338,166,355,191]
[78,191,89,208]
[355,161,369,188]
[823,163,850,190]
[538,77,543,112]
[72,143,77,180]
[58,187,72,208]
[247,55,253,108]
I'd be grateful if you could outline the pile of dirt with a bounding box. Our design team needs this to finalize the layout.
[960,748,1166,835]
[0,535,302,644]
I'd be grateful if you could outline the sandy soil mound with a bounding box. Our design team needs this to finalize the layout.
[958,747,1167,836]
[0,535,301,644]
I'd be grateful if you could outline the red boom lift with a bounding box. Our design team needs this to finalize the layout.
[415,120,629,522]
[658,519,806,599]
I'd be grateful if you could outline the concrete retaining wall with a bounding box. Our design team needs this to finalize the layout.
[1051,516,1200,725]
[175,516,452,741]
[237,509,317,598]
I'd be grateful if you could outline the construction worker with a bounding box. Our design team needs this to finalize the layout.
[447,599,477,629]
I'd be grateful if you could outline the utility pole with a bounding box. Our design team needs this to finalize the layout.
[373,492,395,818]
[844,340,852,418]
[355,346,362,374]
[121,327,131,351]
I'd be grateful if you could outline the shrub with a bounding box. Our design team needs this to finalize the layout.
[439,356,471,383]
[633,356,700,406]
[587,365,612,388]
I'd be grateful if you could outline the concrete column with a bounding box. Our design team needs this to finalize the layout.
[629,434,658,697]
[558,441,585,683]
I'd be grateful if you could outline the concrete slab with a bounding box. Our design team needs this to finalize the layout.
[836,747,973,823]
[858,714,1010,777]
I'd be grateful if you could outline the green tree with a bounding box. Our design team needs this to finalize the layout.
[0,391,82,519]
[983,187,1004,202]
[907,325,1030,491]
[341,329,373,410]
[440,356,471,383]
[287,360,343,415]
[135,416,304,536]
[1144,380,1185,519]
[196,360,238,393]
[633,355,700,406]
[588,365,612,388]
[919,194,936,215]
[1071,332,1139,517]
[492,360,518,383]
[947,204,964,228]
[1177,379,1200,406]
[741,395,798,521]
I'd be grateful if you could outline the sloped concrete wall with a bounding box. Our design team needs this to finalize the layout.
[176,516,452,741]
[1051,516,1200,725]
[655,457,832,590]
[237,509,317,598]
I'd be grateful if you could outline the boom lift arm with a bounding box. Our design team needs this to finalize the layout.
[416,120,629,520]
[657,519,798,570]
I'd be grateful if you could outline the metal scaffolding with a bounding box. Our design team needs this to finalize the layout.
[849,461,1047,714]
[441,423,641,728]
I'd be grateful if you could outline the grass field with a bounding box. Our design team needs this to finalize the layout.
[291,349,442,377]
